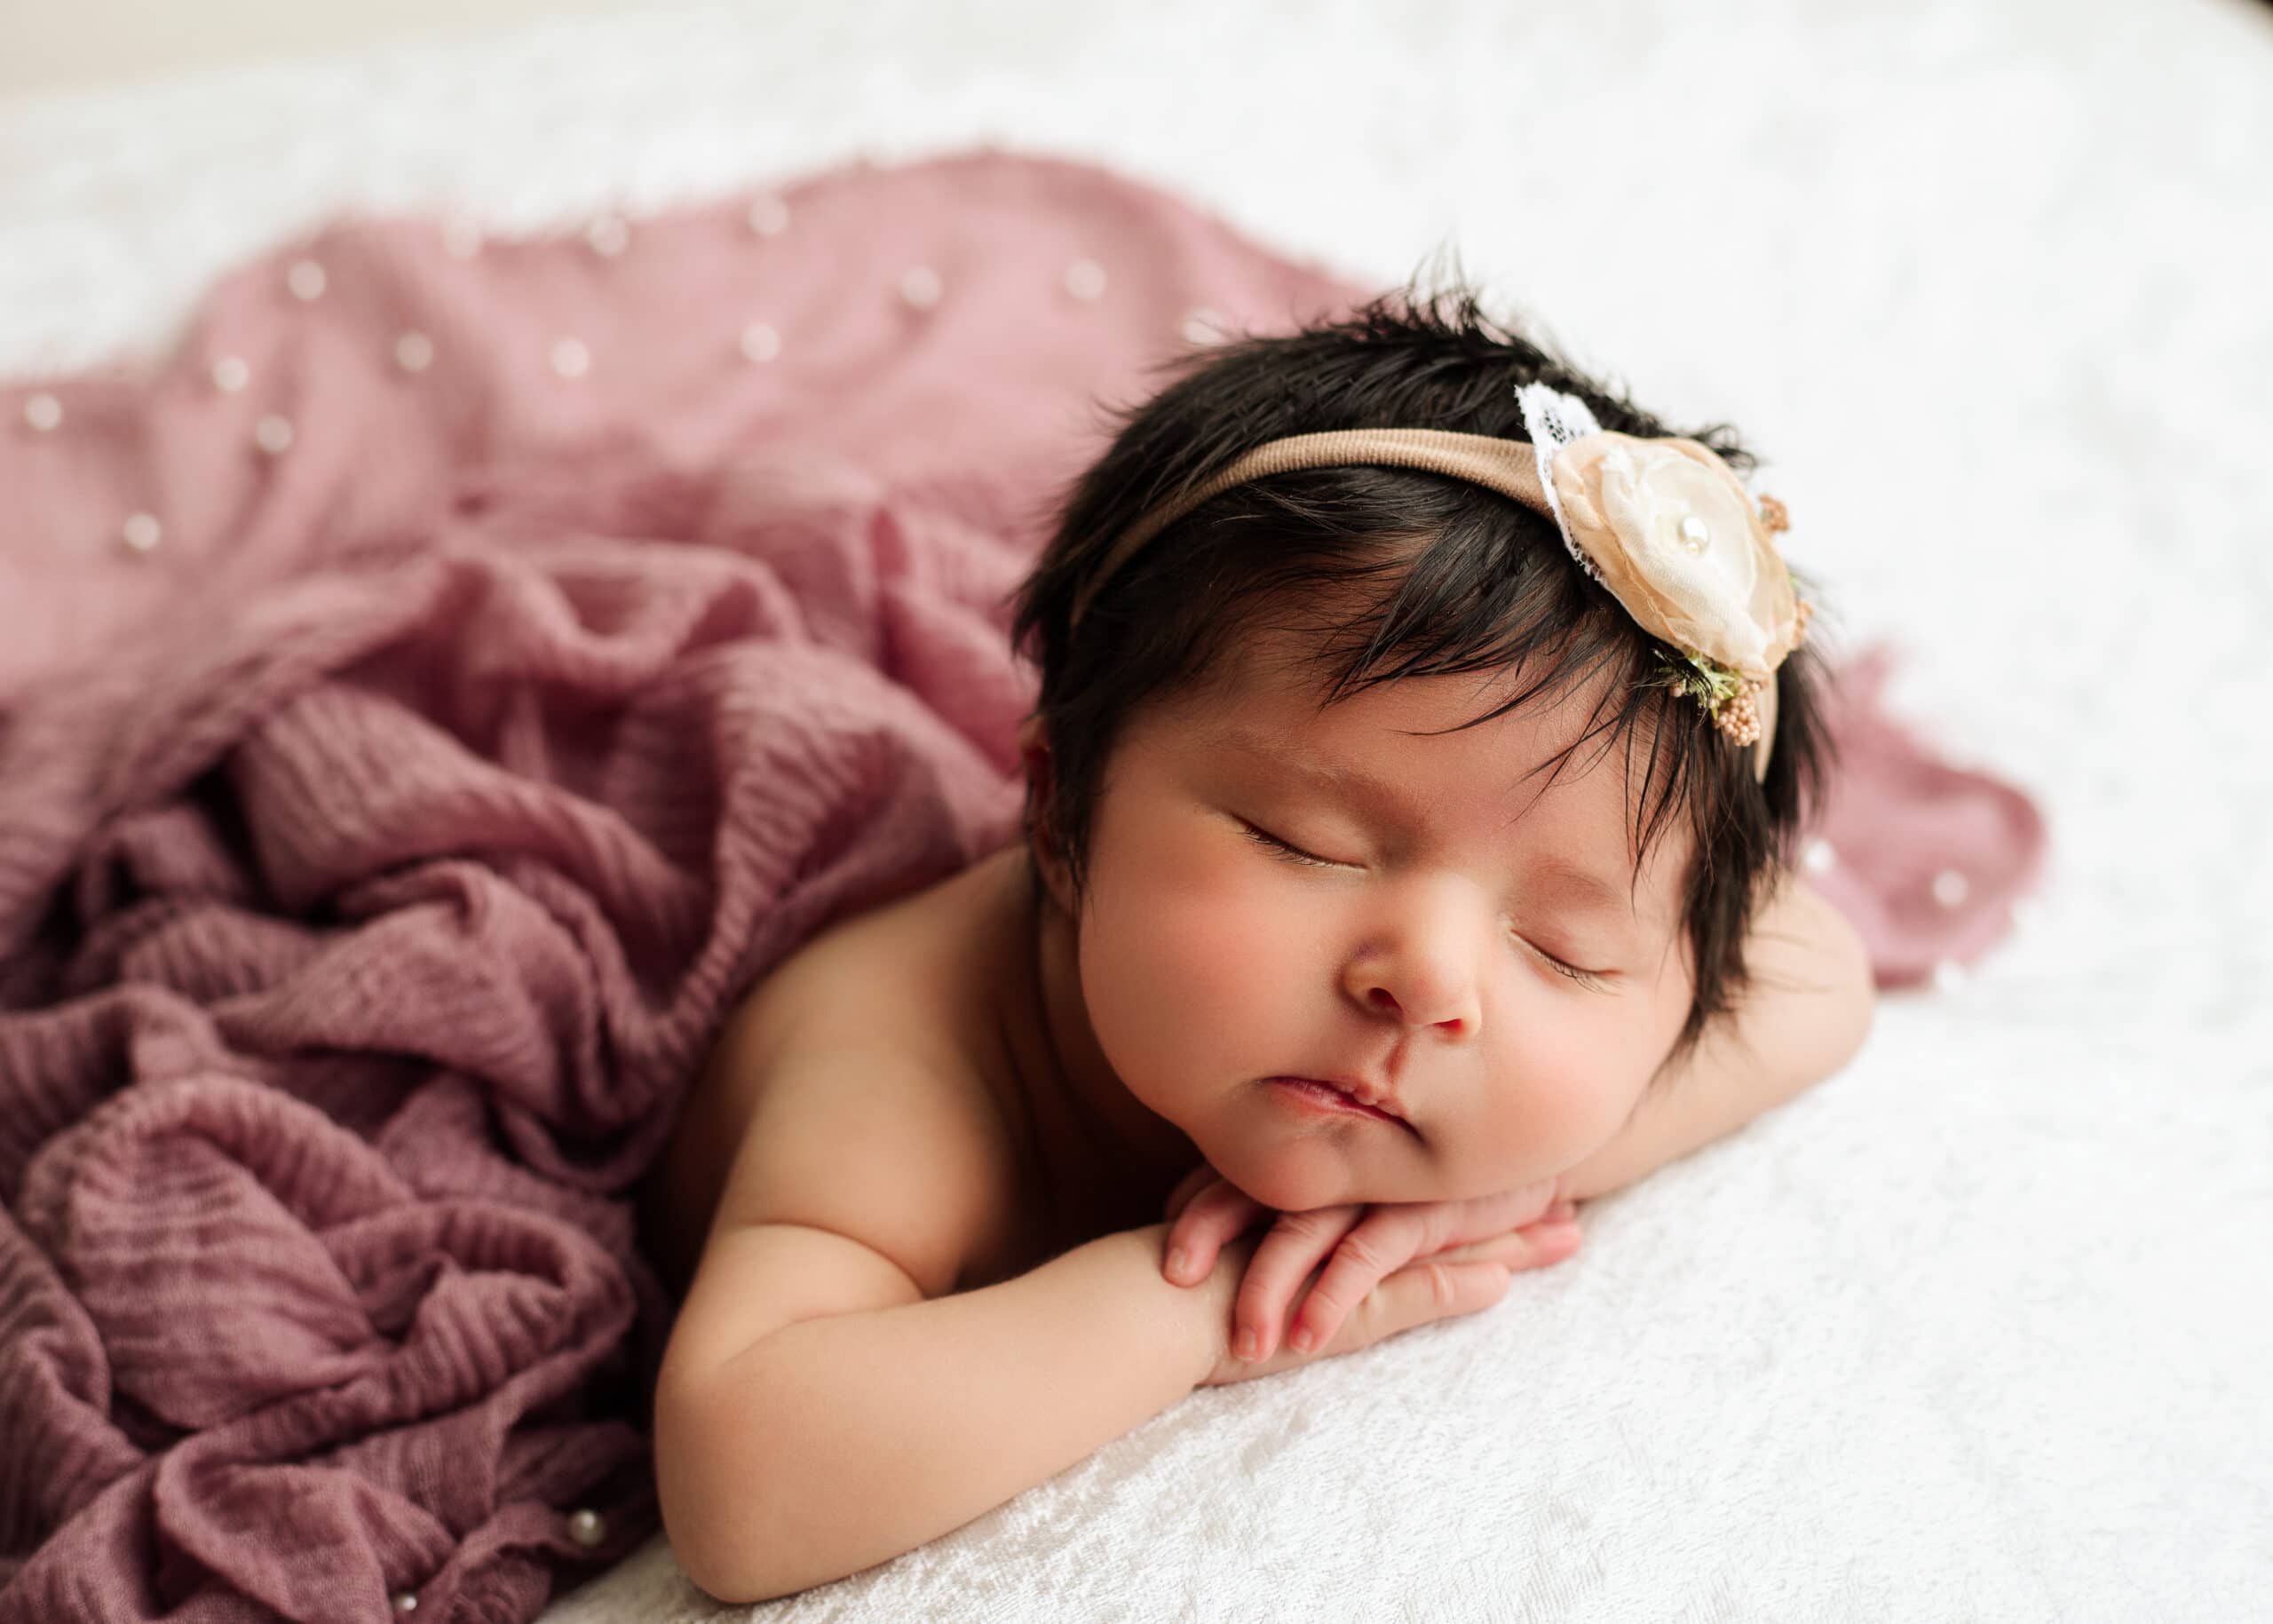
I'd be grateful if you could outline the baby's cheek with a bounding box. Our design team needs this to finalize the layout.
[1143,891,1271,983]
[1529,1073,1643,1172]
[1096,858,1300,998]
[1080,880,1282,1069]
[1463,1032,1650,1189]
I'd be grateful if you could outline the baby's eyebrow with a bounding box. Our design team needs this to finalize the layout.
[1525,858,1638,921]
[1200,721,1416,823]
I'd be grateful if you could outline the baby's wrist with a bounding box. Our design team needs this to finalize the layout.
[1111,1220,1238,1390]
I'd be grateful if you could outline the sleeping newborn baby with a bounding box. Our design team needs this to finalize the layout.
[643,286,1877,1602]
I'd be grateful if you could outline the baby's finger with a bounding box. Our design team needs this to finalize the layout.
[1434,1178,1567,1250]
[1233,1206,1370,1360]
[1284,1212,1430,1353]
[1330,1256,1517,1357]
[1162,1163,1217,1224]
[1435,1219,1583,1273]
[1162,1179,1264,1285]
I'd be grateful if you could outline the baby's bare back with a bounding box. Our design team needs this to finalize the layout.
[642,844,1039,1295]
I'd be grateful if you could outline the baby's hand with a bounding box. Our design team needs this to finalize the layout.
[1160,1165,1583,1365]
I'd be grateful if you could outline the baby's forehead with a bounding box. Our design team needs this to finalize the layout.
[1175,637,1644,796]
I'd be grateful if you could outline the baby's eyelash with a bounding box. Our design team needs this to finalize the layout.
[1239,819,1614,990]
[1239,820,1340,868]
[1531,949,1612,991]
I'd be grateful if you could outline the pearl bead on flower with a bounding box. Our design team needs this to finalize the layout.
[1678,514,1712,554]
[394,331,434,374]
[23,392,61,432]
[121,512,162,554]
[1931,869,1970,909]
[1800,837,1836,875]
[286,260,327,302]
[392,1593,419,1614]
[254,415,294,455]
[1064,258,1107,301]
[550,338,590,378]
[211,356,250,393]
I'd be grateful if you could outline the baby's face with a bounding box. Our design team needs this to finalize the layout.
[1066,637,1696,1212]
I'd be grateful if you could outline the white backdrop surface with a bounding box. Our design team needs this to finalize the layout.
[4,2,2269,1620]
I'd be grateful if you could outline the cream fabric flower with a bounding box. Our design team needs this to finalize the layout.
[1546,432,1800,681]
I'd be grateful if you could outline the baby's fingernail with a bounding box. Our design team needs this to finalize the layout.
[1546,1201,1577,1223]
[1167,1248,1190,1282]
[1235,1327,1259,1361]
[1289,1323,1317,1353]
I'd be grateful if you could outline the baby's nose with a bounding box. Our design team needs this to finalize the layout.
[1358,978,1475,1035]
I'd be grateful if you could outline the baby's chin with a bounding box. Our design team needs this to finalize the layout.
[1208,1122,1573,1215]
[1203,1127,1398,1216]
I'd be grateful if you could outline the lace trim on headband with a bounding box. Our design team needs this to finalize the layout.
[1516,383,1605,586]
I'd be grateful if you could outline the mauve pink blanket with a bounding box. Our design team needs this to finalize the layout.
[0,150,2042,1621]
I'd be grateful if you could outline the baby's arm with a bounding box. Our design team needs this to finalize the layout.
[1556,874,1875,1203]
[653,1024,1502,1602]
[659,1210,1216,1602]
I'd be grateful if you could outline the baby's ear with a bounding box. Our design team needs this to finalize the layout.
[1015,715,1075,913]
[1014,715,1050,812]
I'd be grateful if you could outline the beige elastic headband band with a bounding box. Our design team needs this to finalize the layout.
[1069,425,1782,782]
[1070,429,1548,628]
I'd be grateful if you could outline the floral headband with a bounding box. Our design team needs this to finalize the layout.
[1068,382,1810,783]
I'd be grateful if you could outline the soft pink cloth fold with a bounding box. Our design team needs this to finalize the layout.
[0,149,2043,1622]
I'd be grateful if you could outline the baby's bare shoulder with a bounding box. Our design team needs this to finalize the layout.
[647,850,1031,1297]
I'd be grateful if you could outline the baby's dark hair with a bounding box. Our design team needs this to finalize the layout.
[1008,280,1834,1075]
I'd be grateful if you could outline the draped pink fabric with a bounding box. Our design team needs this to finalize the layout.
[0,149,2043,1621]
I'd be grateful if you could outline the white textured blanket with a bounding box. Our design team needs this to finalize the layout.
[4,1,2267,1619]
